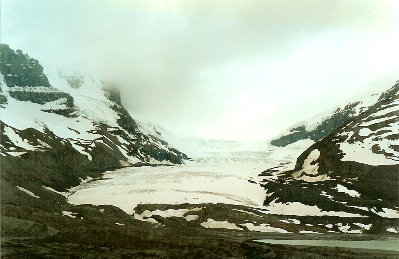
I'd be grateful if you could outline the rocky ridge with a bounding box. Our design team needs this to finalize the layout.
[259,81,399,234]
[271,84,398,147]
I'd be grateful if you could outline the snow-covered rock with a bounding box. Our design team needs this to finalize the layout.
[261,81,399,219]
[0,44,187,166]
[270,85,397,147]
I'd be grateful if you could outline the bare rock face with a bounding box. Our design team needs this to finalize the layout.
[7,86,75,107]
[0,44,75,107]
[0,44,50,88]
[0,87,7,106]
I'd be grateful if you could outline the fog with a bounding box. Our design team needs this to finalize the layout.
[2,0,399,140]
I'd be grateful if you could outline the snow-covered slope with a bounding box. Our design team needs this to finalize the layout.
[260,81,399,221]
[271,85,398,147]
[338,89,399,165]
[0,44,187,167]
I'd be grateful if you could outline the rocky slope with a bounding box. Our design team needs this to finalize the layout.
[260,81,399,234]
[0,44,188,241]
[271,84,398,147]
[0,44,187,166]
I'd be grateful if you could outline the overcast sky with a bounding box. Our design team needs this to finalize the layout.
[2,0,399,140]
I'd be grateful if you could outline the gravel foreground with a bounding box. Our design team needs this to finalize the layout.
[2,200,399,258]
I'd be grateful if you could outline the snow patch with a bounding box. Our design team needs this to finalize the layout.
[340,142,398,165]
[336,223,362,234]
[185,215,199,221]
[3,127,36,150]
[353,223,372,230]
[264,201,365,217]
[241,223,290,233]
[134,207,202,223]
[133,213,158,224]
[359,128,373,137]
[201,219,242,230]
[7,151,27,157]
[287,219,301,224]
[335,184,361,198]
[292,149,321,178]
[17,186,39,198]
[371,208,399,218]
[62,211,77,218]
[299,174,331,182]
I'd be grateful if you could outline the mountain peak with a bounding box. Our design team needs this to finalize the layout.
[0,45,187,167]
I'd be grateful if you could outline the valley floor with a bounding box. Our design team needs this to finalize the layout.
[2,148,399,258]
[2,201,399,258]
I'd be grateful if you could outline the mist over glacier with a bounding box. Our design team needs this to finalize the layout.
[2,0,399,140]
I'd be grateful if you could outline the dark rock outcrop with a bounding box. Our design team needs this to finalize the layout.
[0,88,7,106]
[0,44,50,88]
[0,44,75,107]
[8,87,74,107]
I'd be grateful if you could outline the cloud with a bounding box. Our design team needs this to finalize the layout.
[2,0,399,140]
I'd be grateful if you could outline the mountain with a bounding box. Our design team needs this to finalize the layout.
[260,81,399,233]
[270,85,398,147]
[1,44,398,257]
[0,44,187,202]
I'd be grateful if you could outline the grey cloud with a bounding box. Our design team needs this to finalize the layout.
[2,0,398,139]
